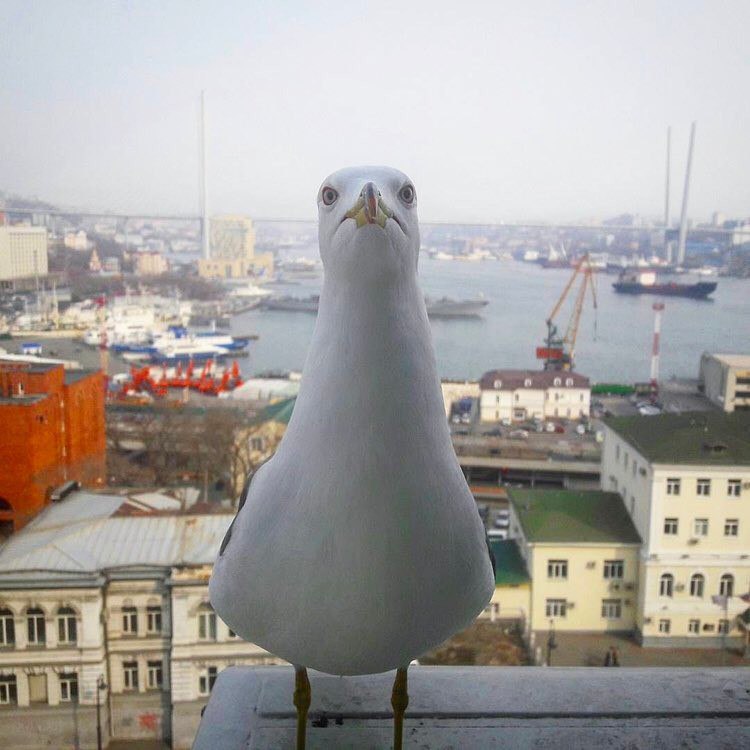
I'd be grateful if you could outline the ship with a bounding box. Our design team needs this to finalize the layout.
[262,295,489,317]
[613,271,717,299]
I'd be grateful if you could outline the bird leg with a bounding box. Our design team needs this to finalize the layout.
[391,666,409,750]
[293,666,311,750]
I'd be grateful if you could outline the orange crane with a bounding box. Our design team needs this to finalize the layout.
[536,253,598,371]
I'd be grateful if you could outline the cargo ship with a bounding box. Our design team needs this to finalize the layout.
[613,271,717,299]
[262,295,489,317]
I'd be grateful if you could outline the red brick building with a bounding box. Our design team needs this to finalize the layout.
[0,361,106,536]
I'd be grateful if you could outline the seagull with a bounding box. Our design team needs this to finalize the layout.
[210,166,495,749]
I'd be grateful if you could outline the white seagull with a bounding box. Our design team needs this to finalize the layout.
[210,166,495,749]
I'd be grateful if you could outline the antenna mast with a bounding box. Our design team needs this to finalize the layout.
[199,91,210,261]
[676,122,696,267]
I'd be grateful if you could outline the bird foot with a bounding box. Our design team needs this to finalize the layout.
[391,666,409,750]
[293,666,311,750]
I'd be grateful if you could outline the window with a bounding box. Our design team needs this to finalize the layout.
[57,607,77,645]
[659,573,674,597]
[524,378,532,387]
[27,607,46,645]
[688,619,700,634]
[727,479,741,497]
[147,660,163,690]
[696,478,711,496]
[565,377,573,386]
[547,560,568,579]
[198,666,218,695]
[0,675,17,705]
[615,445,620,461]
[666,478,681,496]
[146,606,162,634]
[250,437,265,451]
[632,460,637,477]
[545,599,567,618]
[724,519,739,537]
[0,608,14,646]
[123,661,138,691]
[720,574,734,597]
[122,606,138,635]
[603,560,624,579]
[553,377,561,386]
[689,573,705,598]
[658,619,671,634]
[59,673,78,702]
[624,453,629,470]
[693,518,709,537]
[228,629,239,638]
[718,619,730,635]
[601,599,622,619]
[198,604,217,641]
[664,518,678,535]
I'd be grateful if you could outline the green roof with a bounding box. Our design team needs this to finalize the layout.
[488,539,530,586]
[605,411,750,466]
[257,397,295,425]
[508,489,641,545]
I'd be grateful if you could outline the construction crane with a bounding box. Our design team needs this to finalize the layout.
[536,254,598,371]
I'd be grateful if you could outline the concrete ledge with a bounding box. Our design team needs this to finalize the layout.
[193,665,750,749]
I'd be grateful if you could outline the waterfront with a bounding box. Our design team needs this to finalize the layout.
[233,252,750,383]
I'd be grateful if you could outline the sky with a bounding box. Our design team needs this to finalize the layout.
[1,0,749,223]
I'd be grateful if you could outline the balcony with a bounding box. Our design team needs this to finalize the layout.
[194,665,750,748]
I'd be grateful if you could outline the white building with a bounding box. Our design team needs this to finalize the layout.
[0,491,283,749]
[601,412,750,648]
[0,225,48,282]
[699,352,750,413]
[64,230,89,251]
[479,369,590,423]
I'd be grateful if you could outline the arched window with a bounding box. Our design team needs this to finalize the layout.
[565,377,573,386]
[493,379,502,389]
[524,378,532,387]
[659,573,674,597]
[27,607,46,645]
[197,603,217,641]
[0,607,14,646]
[57,606,77,645]
[689,573,704,598]
[720,574,734,597]
[553,377,561,386]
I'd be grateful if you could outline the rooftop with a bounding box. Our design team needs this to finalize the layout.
[488,539,530,586]
[605,411,750,466]
[194,666,750,749]
[508,489,641,545]
[63,368,99,384]
[0,490,233,580]
[256,396,296,425]
[707,352,750,369]
[480,369,589,391]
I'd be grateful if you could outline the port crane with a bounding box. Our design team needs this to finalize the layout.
[536,254,598,371]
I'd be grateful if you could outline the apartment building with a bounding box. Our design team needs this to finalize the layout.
[505,489,641,635]
[479,369,590,423]
[0,225,48,285]
[699,353,750,413]
[0,491,283,750]
[601,412,750,647]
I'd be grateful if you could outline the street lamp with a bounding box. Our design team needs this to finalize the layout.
[96,675,107,750]
[546,619,557,666]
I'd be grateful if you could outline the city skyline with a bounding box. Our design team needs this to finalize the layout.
[1,1,749,223]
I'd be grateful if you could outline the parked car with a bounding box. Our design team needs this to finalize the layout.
[509,429,529,440]
[487,527,508,539]
[500,418,511,426]
[545,422,556,433]
[575,424,586,435]
[460,412,472,424]
[485,427,502,437]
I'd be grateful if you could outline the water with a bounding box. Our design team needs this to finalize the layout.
[232,252,750,383]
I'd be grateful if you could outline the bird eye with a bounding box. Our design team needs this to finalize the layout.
[321,187,338,206]
[399,184,415,204]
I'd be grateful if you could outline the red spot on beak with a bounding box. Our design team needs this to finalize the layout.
[362,182,378,224]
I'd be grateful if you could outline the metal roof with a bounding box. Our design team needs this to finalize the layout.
[0,491,232,575]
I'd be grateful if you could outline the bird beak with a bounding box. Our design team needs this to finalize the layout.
[344,182,392,229]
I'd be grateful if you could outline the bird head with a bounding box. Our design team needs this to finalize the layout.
[317,166,420,285]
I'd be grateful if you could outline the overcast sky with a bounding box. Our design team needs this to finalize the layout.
[2,1,749,223]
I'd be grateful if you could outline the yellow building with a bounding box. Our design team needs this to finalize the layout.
[198,257,249,280]
[699,353,750,413]
[0,225,48,282]
[198,214,274,280]
[503,489,641,636]
[602,412,750,648]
